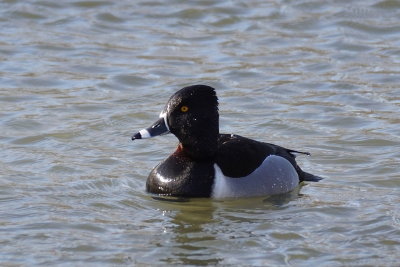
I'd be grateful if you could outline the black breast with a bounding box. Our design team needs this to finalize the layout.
[146,148,215,197]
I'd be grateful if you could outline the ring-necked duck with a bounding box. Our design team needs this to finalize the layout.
[132,85,321,198]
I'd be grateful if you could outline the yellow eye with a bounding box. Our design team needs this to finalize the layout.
[180,105,189,112]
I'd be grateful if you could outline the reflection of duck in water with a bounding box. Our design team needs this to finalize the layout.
[132,85,322,198]
[151,193,301,265]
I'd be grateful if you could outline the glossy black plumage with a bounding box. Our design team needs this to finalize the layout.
[132,85,321,198]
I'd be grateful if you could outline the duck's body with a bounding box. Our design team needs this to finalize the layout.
[132,85,321,198]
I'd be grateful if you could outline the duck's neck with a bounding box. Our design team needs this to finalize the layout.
[180,139,218,160]
[180,124,219,160]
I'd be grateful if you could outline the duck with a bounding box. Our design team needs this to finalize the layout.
[132,85,321,198]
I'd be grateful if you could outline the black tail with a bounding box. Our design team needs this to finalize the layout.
[299,170,323,182]
[288,150,323,182]
[287,149,311,156]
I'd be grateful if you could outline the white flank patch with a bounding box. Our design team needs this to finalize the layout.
[211,155,299,199]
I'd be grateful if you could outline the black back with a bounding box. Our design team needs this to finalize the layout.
[216,134,318,182]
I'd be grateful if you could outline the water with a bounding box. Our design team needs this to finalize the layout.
[1,0,399,265]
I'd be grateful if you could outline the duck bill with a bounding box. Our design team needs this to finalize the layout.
[132,116,170,140]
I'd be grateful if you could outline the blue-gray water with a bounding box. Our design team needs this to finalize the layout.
[1,0,400,266]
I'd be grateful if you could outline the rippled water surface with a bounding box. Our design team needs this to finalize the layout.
[1,0,400,265]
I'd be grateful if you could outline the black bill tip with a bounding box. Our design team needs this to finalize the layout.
[131,132,142,140]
